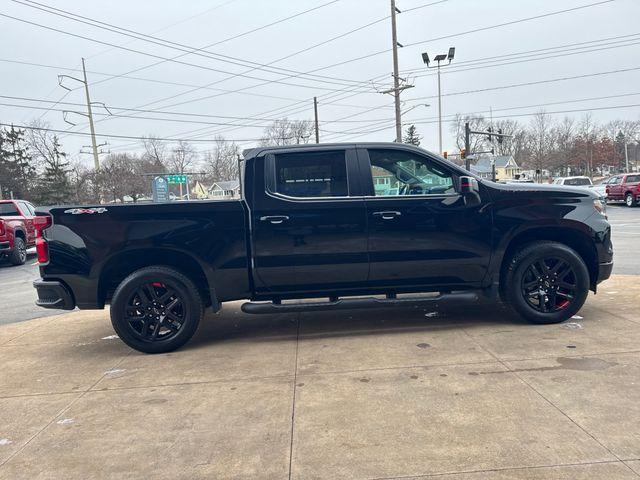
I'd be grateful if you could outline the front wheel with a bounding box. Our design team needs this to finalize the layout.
[625,193,637,207]
[503,241,590,324]
[110,266,203,353]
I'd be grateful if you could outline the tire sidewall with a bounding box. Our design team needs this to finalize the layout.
[110,268,202,353]
[505,243,589,324]
[9,237,26,266]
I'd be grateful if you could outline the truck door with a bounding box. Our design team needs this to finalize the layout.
[250,147,368,296]
[359,147,493,289]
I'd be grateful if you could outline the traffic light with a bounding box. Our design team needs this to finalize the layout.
[443,151,448,159]
[460,149,466,159]
[497,129,504,144]
[486,127,493,142]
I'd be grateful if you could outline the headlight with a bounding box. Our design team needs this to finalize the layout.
[593,198,607,216]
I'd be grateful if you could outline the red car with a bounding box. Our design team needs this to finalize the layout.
[0,199,37,266]
[606,173,640,207]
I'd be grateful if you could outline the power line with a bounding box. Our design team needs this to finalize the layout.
[296,0,617,76]
[11,0,364,89]
[0,122,271,143]
[403,66,640,102]
[0,11,372,93]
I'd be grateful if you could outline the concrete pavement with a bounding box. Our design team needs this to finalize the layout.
[0,275,638,479]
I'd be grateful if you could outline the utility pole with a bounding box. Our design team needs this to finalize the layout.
[390,0,402,143]
[58,58,107,171]
[313,96,320,144]
[81,58,100,171]
[624,141,629,172]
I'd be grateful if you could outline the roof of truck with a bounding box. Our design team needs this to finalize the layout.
[242,142,431,160]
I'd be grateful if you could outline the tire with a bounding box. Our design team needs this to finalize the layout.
[8,237,27,266]
[503,241,590,324]
[110,266,203,353]
[625,193,637,207]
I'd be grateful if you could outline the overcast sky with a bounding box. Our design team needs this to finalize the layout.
[1,0,639,163]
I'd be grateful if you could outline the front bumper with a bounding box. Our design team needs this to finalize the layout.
[598,261,614,283]
[0,241,10,252]
[33,280,76,310]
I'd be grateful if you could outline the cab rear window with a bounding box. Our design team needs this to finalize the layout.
[271,151,348,198]
[0,203,20,216]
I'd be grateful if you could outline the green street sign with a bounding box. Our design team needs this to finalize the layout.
[166,175,187,184]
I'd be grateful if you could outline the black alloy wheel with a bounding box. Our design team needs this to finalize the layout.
[504,241,589,324]
[110,266,203,353]
[124,281,188,343]
[521,257,577,313]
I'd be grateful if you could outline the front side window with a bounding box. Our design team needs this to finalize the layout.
[272,150,348,198]
[368,149,455,196]
[611,177,622,185]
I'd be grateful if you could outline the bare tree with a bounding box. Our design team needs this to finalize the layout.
[577,113,600,176]
[204,136,239,181]
[449,114,488,156]
[169,140,198,174]
[260,118,313,146]
[98,153,149,203]
[142,136,169,172]
[549,117,576,175]
[528,110,555,171]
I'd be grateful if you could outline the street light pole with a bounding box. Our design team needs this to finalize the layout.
[436,64,442,154]
[422,48,455,154]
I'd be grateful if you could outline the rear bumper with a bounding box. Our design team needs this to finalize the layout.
[33,280,76,310]
[0,241,11,252]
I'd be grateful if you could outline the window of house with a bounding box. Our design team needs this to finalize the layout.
[272,151,348,198]
[367,149,454,196]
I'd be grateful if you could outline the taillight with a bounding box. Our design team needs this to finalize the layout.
[34,216,53,264]
[0,220,5,237]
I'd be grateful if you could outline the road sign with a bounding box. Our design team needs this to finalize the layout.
[152,176,170,202]
[166,175,187,184]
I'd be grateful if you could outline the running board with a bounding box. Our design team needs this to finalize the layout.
[241,292,479,315]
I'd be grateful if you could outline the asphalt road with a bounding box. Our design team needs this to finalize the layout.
[0,204,637,326]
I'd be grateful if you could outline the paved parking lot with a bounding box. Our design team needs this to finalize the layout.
[0,274,638,479]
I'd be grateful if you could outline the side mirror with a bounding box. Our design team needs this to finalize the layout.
[459,176,479,194]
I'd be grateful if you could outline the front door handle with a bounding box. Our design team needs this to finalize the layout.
[260,215,290,224]
[372,211,401,220]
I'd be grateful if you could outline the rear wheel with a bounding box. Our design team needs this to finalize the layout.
[503,241,589,324]
[625,193,637,207]
[110,266,203,353]
[8,237,27,266]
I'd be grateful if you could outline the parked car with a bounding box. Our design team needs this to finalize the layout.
[552,176,610,198]
[32,143,613,353]
[0,199,37,266]
[605,173,640,207]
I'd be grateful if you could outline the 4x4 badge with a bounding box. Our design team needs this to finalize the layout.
[63,208,108,215]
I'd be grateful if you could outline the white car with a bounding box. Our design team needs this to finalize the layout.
[552,176,606,197]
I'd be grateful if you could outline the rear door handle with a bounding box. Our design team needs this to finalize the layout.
[260,215,290,224]
[372,211,401,220]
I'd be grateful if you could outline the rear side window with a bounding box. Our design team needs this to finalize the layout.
[626,175,640,183]
[0,203,20,216]
[271,151,348,198]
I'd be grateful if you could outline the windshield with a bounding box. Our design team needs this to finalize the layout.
[564,178,592,186]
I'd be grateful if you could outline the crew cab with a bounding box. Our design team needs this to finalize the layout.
[32,143,613,353]
[605,173,640,207]
[0,199,37,266]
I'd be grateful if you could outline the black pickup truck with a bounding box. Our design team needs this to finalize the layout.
[33,143,613,353]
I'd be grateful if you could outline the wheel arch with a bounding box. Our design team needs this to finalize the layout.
[97,247,218,310]
[497,225,598,296]
[13,228,25,240]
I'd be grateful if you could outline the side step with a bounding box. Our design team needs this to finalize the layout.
[241,291,479,315]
